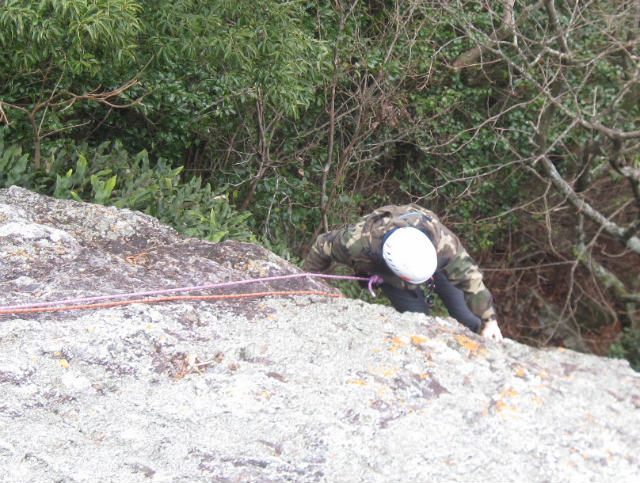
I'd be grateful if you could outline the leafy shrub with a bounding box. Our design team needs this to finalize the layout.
[0,130,37,189]
[0,136,256,243]
[609,327,640,372]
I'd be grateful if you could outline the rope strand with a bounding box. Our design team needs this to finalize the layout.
[2,291,345,315]
[0,273,382,316]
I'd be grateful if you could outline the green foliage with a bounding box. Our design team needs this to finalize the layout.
[1,135,256,243]
[0,0,534,257]
[609,327,640,372]
[53,154,89,199]
[242,172,323,256]
[0,0,141,76]
[55,141,257,242]
[0,0,143,166]
[91,172,118,205]
[111,0,330,160]
[0,129,35,188]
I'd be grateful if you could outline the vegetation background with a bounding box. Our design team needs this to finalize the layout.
[1,0,639,368]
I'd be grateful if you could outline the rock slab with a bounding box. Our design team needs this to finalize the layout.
[1,186,639,482]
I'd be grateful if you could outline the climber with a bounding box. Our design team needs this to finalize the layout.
[303,204,503,341]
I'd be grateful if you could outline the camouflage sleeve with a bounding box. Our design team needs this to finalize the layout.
[303,228,353,272]
[303,231,336,272]
[442,250,497,324]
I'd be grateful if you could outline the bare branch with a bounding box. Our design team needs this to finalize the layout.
[537,153,640,253]
[2,77,143,169]
[452,0,543,69]
[0,102,10,126]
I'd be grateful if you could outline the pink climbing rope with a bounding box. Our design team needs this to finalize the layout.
[0,273,384,314]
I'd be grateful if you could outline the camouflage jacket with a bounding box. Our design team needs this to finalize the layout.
[303,204,497,323]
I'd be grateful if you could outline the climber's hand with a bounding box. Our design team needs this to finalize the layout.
[481,320,503,342]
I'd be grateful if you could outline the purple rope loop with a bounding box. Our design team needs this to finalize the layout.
[367,275,384,297]
[0,272,380,312]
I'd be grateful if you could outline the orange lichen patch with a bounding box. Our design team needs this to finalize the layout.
[10,249,29,257]
[58,359,70,369]
[454,334,487,357]
[386,336,409,353]
[539,371,549,379]
[515,367,527,378]
[385,334,431,353]
[245,260,270,277]
[501,388,520,398]
[486,387,521,417]
[369,366,398,378]
[494,400,518,415]
[346,379,368,386]
[410,335,429,346]
[532,396,543,406]
[391,336,407,347]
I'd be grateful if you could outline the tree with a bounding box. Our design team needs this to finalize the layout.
[133,0,329,178]
[438,0,640,341]
[0,0,143,168]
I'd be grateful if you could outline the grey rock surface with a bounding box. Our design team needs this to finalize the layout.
[1,186,639,483]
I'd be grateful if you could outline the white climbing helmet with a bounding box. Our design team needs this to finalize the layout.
[382,227,437,284]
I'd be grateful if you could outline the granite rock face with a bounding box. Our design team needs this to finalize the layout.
[1,186,639,482]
